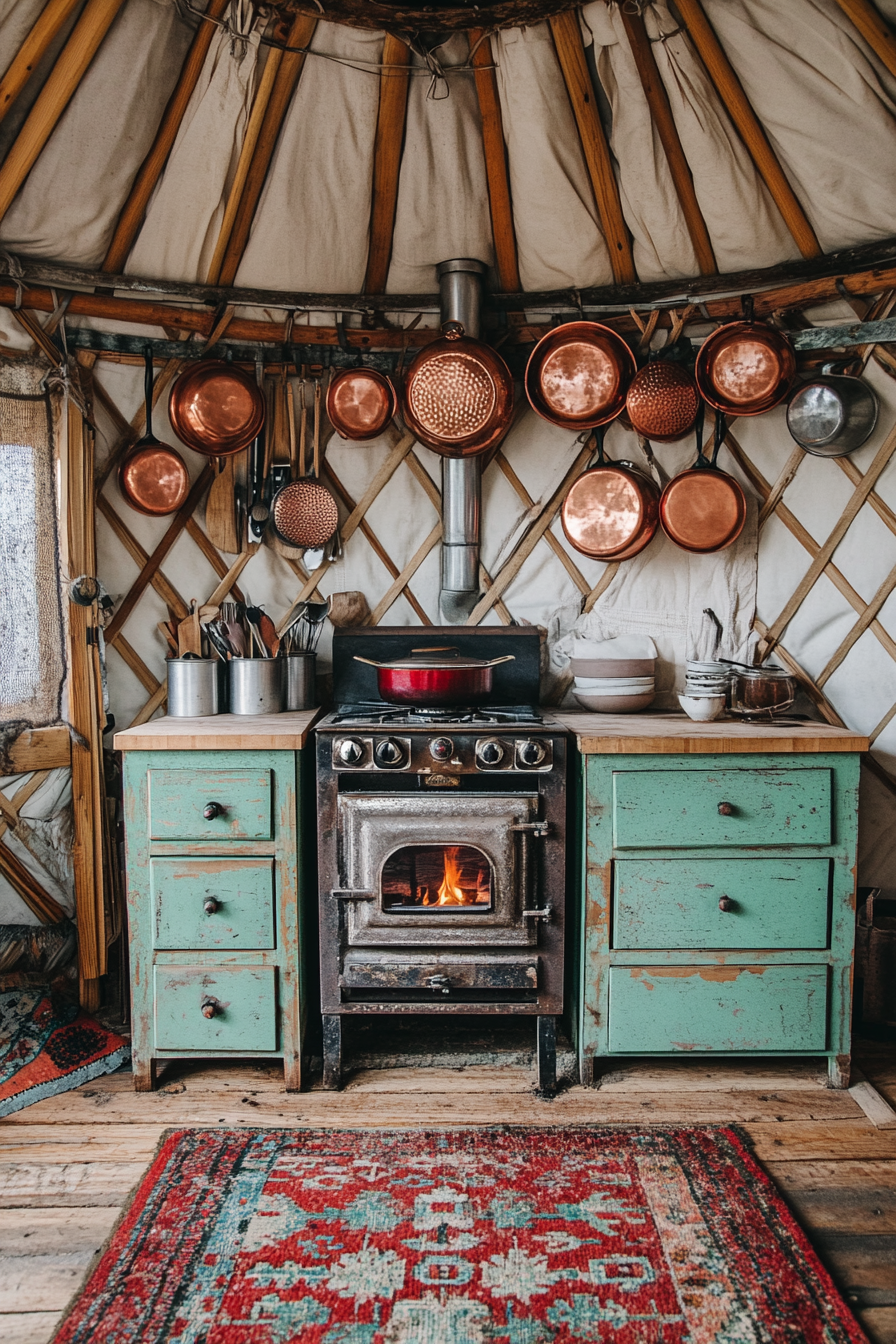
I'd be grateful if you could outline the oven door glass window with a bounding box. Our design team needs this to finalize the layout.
[382,845,493,912]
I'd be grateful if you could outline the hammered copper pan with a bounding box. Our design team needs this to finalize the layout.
[626,360,699,442]
[327,367,397,441]
[695,321,795,417]
[560,428,660,561]
[169,358,265,456]
[119,349,190,516]
[659,411,747,553]
[402,321,514,457]
[526,321,636,429]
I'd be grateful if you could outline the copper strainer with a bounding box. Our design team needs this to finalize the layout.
[626,360,699,442]
[271,376,339,549]
[402,321,514,457]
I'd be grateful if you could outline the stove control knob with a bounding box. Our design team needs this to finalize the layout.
[517,739,546,768]
[429,736,454,761]
[476,738,504,767]
[337,738,364,766]
[375,737,407,769]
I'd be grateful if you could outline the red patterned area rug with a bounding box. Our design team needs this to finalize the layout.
[0,988,129,1118]
[54,1126,864,1343]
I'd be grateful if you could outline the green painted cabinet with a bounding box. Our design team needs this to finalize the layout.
[570,734,863,1089]
[118,731,314,1092]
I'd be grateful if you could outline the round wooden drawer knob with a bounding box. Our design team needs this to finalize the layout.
[717,801,734,816]
[203,801,224,820]
[201,998,220,1019]
[718,896,735,912]
[203,898,220,914]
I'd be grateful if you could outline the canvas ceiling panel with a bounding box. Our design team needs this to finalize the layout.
[0,0,47,68]
[703,0,896,250]
[492,24,612,290]
[236,22,382,292]
[639,2,797,272]
[126,22,261,284]
[0,0,194,266]
[582,2,699,281]
[387,33,494,293]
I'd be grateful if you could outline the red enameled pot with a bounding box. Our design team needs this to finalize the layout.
[354,650,515,706]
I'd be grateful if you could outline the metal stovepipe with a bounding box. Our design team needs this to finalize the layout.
[437,258,487,623]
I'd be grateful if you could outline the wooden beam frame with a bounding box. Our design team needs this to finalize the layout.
[364,33,411,294]
[832,0,896,79]
[217,13,318,287]
[548,9,635,284]
[0,0,127,225]
[0,0,83,126]
[468,29,520,294]
[617,5,716,276]
[674,0,822,260]
[102,0,230,273]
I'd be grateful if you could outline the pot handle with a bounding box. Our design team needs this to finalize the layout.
[710,408,726,468]
[483,655,516,667]
[353,655,384,667]
[690,401,712,469]
[142,346,154,441]
[441,320,465,341]
[585,424,607,468]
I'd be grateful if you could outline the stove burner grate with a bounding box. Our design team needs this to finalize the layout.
[329,703,544,727]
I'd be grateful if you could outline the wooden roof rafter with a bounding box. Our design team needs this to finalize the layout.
[0,0,83,126]
[364,33,412,295]
[469,28,521,295]
[832,0,896,79]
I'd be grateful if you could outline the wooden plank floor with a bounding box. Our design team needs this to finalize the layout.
[1,1042,894,1343]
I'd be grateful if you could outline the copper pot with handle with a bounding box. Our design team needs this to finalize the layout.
[119,348,190,516]
[526,321,636,429]
[354,647,516,706]
[659,409,747,553]
[560,427,661,561]
[168,357,266,456]
[327,366,397,441]
[695,303,795,417]
[402,321,514,457]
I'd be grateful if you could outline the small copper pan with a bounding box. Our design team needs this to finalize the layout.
[169,358,265,456]
[327,367,397,441]
[402,321,514,457]
[119,349,190,516]
[626,359,699,442]
[561,428,660,561]
[695,308,795,417]
[659,410,747,554]
[526,321,636,429]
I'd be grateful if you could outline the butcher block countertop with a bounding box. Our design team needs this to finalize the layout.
[113,710,322,752]
[552,712,868,755]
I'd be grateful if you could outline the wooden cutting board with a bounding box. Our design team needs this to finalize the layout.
[206,455,240,554]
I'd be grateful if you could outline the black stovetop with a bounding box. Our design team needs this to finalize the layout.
[324,703,544,728]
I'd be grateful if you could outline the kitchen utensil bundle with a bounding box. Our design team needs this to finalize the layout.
[280,600,328,655]
[119,348,190,516]
[204,601,281,660]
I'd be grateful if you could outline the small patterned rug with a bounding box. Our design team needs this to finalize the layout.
[0,987,129,1118]
[54,1126,863,1343]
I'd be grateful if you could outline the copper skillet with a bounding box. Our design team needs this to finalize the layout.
[119,349,190,516]
[659,408,747,554]
[526,321,637,429]
[168,358,266,456]
[327,367,397,441]
[695,301,795,417]
[402,321,514,457]
[561,426,661,561]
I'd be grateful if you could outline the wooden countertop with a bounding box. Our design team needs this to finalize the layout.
[552,711,868,755]
[113,709,322,752]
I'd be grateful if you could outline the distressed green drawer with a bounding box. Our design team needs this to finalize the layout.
[148,768,273,841]
[153,966,277,1051]
[151,858,275,950]
[612,767,831,849]
[613,858,830,950]
[608,965,828,1053]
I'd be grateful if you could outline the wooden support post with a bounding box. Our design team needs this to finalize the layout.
[674,0,822,260]
[617,6,716,276]
[468,30,521,293]
[0,0,127,225]
[102,0,230,272]
[0,0,82,126]
[833,0,896,79]
[364,34,411,294]
[217,14,318,287]
[549,9,635,284]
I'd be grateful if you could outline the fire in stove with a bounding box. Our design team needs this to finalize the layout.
[382,845,493,912]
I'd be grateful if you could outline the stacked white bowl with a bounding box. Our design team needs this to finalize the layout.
[678,659,730,721]
[571,655,656,714]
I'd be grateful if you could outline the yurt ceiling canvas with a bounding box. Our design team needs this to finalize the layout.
[3,0,896,971]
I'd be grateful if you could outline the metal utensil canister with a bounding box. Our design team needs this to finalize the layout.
[285,652,317,710]
[229,658,284,715]
[167,658,220,717]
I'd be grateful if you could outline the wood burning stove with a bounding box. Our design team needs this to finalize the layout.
[315,626,568,1093]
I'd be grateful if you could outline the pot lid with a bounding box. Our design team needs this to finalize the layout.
[360,648,513,670]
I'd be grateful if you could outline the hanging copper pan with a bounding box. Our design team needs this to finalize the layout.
[695,320,795,417]
[526,321,636,429]
[626,359,699,442]
[402,321,514,457]
[327,367,397,441]
[560,427,660,561]
[659,410,747,554]
[119,349,190,516]
[169,358,265,457]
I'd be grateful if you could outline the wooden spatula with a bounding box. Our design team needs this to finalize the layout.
[206,454,241,555]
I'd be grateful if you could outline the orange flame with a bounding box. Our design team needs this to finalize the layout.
[422,848,490,906]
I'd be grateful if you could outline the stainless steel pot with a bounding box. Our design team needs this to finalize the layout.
[786,366,878,457]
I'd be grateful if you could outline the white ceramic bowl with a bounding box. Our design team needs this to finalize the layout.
[574,676,655,690]
[678,693,727,722]
[569,657,655,679]
[574,690,656,713]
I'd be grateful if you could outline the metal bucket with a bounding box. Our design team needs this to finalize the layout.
[229,659,283,715]
[285,653,316,711]
[167,658,220,717]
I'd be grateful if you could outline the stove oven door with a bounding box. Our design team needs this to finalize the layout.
[335,792,547,950]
